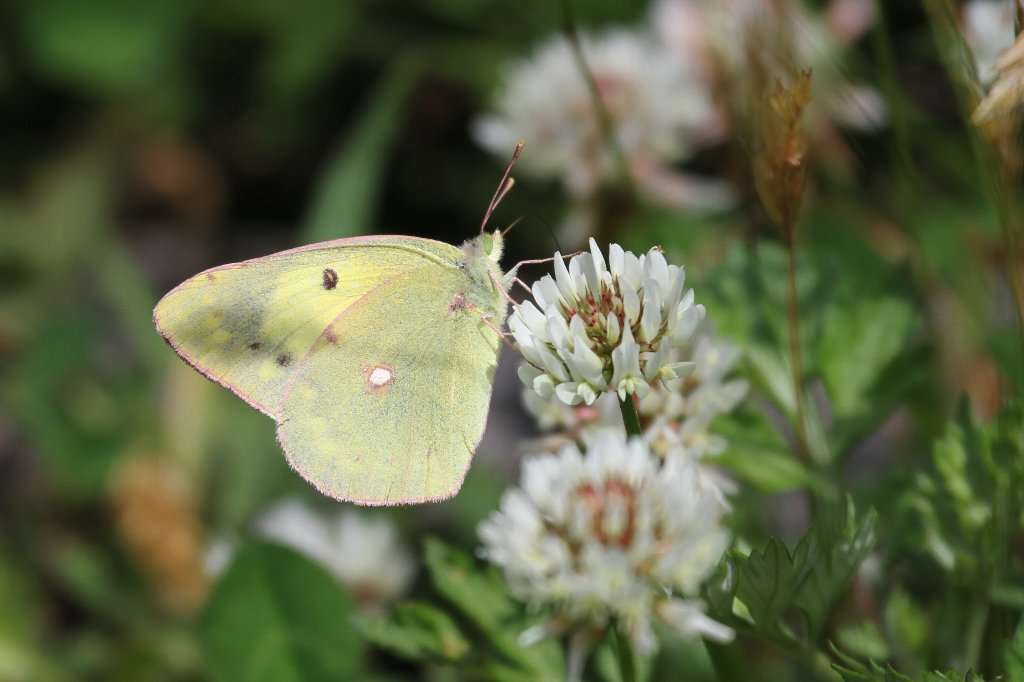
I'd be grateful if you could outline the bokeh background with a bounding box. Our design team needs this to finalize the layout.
[1,0,1021,679]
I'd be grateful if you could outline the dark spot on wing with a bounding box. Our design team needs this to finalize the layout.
[248,341,262,350]
[276,353,292,367]
[322,268,338,290]
[325,327,338,344]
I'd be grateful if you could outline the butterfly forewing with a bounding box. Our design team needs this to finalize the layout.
[154,236,464,418]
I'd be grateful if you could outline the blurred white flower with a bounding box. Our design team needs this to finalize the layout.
[478,432,733,653]
[254,498,416,607]
[473,29,727,209]
[651,0,886,132]
[963,0,1016,84]
[511,240,704,406]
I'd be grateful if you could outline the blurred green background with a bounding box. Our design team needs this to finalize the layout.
[0,0,1020,679]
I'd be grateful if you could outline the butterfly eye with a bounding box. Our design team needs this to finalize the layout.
[478,233,494,255]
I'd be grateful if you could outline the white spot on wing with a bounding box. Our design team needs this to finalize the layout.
[366,365,394,389]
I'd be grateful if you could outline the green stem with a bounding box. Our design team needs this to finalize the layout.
[703,638,753,682]
[962,593,990,673]
[785,239,810,468]
[619,395,643,439]
[561,0,635,194]
[612,626,636,682]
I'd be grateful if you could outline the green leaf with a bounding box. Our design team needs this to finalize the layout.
[883,590,929,676]
[299,57,421,243]
[899,400,1024,582]
[423,538,563,681]
[201,540,363,682]
[714,411,813,493]
[830,645,914,682]
[22,0,189,119]
[817,297,916,420]
[731,537,814,645]
[352,602,470,663]
[793,503,879,638]
[424,537,517,631]
[719,502,877,649]
[1003,617,1024,681]
[836,622,891,662]
[744,343,797,417]
[0,550,62,682]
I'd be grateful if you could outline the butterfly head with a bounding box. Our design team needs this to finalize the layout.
[462,230,504,268]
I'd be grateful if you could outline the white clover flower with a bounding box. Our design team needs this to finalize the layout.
[479,432,733,652]
[512,240,704,407]
[963,0,1016,85]
[651,0,886,132]
[254,498,416,607]
[473,29,725,209]
[520,326,748,505]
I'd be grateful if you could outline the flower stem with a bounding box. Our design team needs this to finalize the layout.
[561,0,635,194]
[619,395,643,439]
[785,239,811,468]
[612,625,637,682]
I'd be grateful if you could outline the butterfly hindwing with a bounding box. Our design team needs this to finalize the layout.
[277,263,502,505]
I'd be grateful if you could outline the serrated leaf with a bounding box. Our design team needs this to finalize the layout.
[727,502,877,649]
[731,537,815,644]
[902,400,1024,583]
[921,671,989,682]
[352,602,470,663]
[794,505,879,638]
[201,540,362,682]
[830,645,914,682]
[703,557,739,626]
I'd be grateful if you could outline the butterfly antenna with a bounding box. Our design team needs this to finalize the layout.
[500,214,527,238]
[480,140,525,234]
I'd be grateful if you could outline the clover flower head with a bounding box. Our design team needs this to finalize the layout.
[520,326,748,505]
[650,0,886,132]
[963,0,1016,85]
[511,240,704,407]
[478,432,733,652]
[253,499,416,607]
[472,29,718,203]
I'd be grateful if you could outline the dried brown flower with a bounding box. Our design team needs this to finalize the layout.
[973,33,1024,180]
[110,456,208,614]
[753,70,813,240]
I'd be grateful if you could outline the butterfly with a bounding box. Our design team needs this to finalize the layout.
[154,145,524,505]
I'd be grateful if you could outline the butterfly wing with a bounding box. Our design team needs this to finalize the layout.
[277,261,503,505]
[153,236,463,418]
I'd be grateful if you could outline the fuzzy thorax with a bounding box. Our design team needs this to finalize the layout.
[461,231,508,319]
